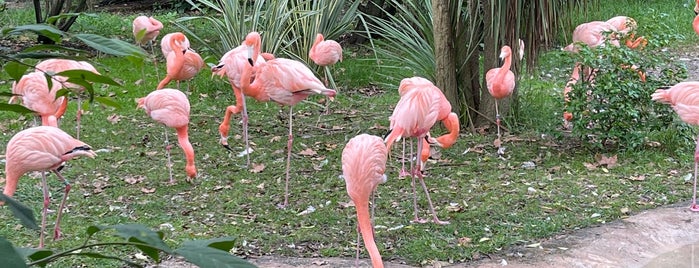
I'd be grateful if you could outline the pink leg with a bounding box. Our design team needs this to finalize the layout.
[51,170,72,241]
[40,172,49,248]
[76,97,82,140]
[398,138,410,178]
[240,89,251,167]
[149,41,160,79]
[691,136,699,211]
[164,130,174,184]
[415,137,449,225]
[355,224,361,267]
[495,100,503,155]
[279,107,293,209]
[409,139,427,223]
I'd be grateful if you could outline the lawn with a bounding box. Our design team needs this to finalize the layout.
[0,0,697,266]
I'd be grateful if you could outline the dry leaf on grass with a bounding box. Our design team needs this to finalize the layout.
[140,187,156,194]
[107,114,121,124]
[493,138,502,148]
[629,175,645,181]
[583,162,597,170]
[596,154,618,168]
[250,163,265,173]
[124,176,144,185]
[298,148,317,156]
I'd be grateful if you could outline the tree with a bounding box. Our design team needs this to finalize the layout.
[33,0,89,44]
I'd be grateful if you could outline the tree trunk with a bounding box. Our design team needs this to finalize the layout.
[477,0,500,127]
[432,0,459,115]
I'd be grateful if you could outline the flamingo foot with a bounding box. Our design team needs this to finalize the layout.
[398,169,410,178]
[276,202,288,210]
[53,227,62,241]
[432,218,450,225]
[411,217,429,224]
[690,203,699,212]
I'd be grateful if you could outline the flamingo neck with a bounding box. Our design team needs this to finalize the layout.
[384,126,404,151]
[694,15,699,36]
[169,36,185,75]
[3,168,21,198]
[176,126,197,178]
[354,199,384,268]
[240,59,268,102]
[311,34,323,55]
[436,113,459,149]
[497,52,512,80]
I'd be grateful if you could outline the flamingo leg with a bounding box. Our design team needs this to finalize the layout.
[280,106,293,208]
[240,89,251,167]
[398,138,410,178]
[415,137,450,225]
[76,96,82,140]
[355,224,361,267]
[218,105,238,151]
[409,138,426,223]
[495,100,504,156]
[691,135,699,212]
[149,40,160,79]
[40,171,49,248]
[323,65,338,115]
[51,170,71,241]
[165,130,174,184]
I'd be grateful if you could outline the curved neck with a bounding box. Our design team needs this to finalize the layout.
[169,36,185,73]
[176,126,197,178]
[694,15,699,35]
[497,52,512,79]
[311,34,323,54]
[355,199,384,268]
[3,168,22,198]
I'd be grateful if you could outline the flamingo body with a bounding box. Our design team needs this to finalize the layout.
[161,32,191,58]
[3,126,96,247]
[13,71,65,127]
[137,88,197,180]
[342,134,387,268]
[157,32,204,90]
[563,21,619,53]
[485,46,516,100]
[132,16,163,45]
[309,33,342,66]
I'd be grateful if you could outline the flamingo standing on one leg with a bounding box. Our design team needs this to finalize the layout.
[12,71,65,127]
[485,45,516,155]
[652,82,699,211]
[2,126,96,248]
[240,31,336,208]
[342,134,387,268]
[132,15,163,78]
[384,77,450,225]
[309,33,342,113]
[137,88,197,183]
[35,59,100,139]
[157,32,204,91]
[211,34,272,166]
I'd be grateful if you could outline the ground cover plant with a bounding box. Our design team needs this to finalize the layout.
[1,0,698,266]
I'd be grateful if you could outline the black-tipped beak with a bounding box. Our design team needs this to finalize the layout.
[425,135,434,144]
[383,129,392,140]
[222,144,233,151]
[64,145,92,155]
[247,58,254,66]
[182,49,187,54]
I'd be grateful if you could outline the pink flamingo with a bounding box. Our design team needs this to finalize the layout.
[240,31,336,208]
[652,82,699,211]
[606,16,637,36]
[161,32,191,58]
[132,16,163,77]
[485,45,515,154]
[35,59,100,139]
[309,33,342,113]
[384,77,450,225]
[137,88,197,183]
[563,21,619,53]
[342,134,387,268]
[212,33,273,166]
[157,32,204,91]
[11,71,65,127]
[2,126,96,248]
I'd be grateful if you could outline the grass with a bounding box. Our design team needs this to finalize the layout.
[0,0,697,266]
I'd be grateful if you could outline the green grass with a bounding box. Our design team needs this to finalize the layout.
[1,0,698,266]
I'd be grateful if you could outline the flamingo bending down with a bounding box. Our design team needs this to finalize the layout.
[132,16,163,77]
[240,31,337,208]
[652,82,699,212]
[2,126,96,248]
[12,71,65,127]
[35,59,100,139]
[563,21,619,53]
[161,32,191,58]
[309,33,342,113]
[157,32,204,91]
[137,88,197,183]
[342,134,387,268]
[384,77,450,225]
[485,45,516,155]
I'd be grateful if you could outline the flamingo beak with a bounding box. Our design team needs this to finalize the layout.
[246,45,255,66]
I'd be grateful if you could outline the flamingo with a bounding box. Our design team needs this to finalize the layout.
[137,88,197,183]
[342,134,387,268]
[212,33,273,166]
[485,45,516,155]
[309,33,342,113]
[652,82,699,211]
[156,32,204,91]
[695,0,699,15]
[12,71,65,127]
[384,77,450,225]
[606,16,637,36]
[240,31,337,208]
[694,9,699,35]
[34,59,100,139]
[161,32,191,58]
[2,126,96,248]
[518,39,525,61]
[132,15,163,77]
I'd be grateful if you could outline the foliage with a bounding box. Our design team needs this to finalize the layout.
[176,0,358,66]
[0,193,254,268]
[567,31,688,151]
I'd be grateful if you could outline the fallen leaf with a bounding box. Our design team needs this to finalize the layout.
[297,205,316,216]
[124,176,144,185]
[583,162,597,170]
[458,237,472,246]
[446,202,462,212]
[298,148,317,156]
[596,154,617,168]
[256,183,265,190]
[526,242,541,248]
[141,187,156,194]
[145,151,158,157]
[629,175,645,181]
[493,138,502,148]
[338,200,355,208]
[107,114,120,124]
[620,207,630,214]
[270,136,282,143]
[250,163,265,173]
[134,79,143,85]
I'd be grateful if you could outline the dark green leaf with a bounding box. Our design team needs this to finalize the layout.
[45,12,97,25]
[0,193,38,229]
[174,244,255,268]
[3,61,29,82]
[22,44,88,56]
[0,237,27,268]
[95,96,122,110]
[2,24,64,43]
[72,34,146,58]
[57,70,122,86]
[109,224,172,261]
[69,252,142,267]
[86,225,102,236]
[6,52,68,60]
[179,237,236,252]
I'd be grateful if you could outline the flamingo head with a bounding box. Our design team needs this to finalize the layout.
[695,0,699,15]
[244,32,262,66]
[211,63,226,78]
[499,45,512,60]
